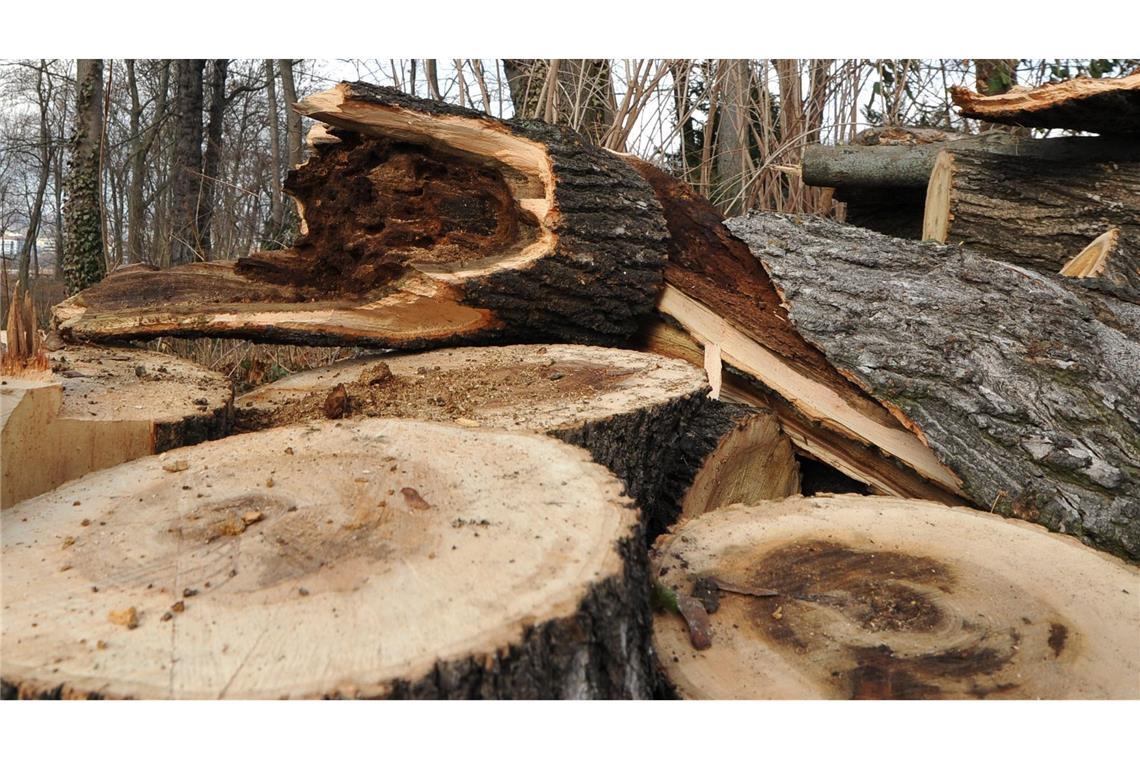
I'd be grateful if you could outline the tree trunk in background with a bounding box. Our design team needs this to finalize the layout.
[264,59,284,235]
[715,59,751,215]
[277,59,303,168]
[126,60,169,264]
[198,59,229,257]
[18,63,54,293]
[61,59,106,294]
[170,59,205,265]
[425,59,442,101]
[502,59,615,146]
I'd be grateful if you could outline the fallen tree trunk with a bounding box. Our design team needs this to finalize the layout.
[952,72,1140,135]
[730,212,1140,559]
[923,149,1140,286]
[235,345,799,535]
[625,158,964,504]
[652,495,1140,699]
[804,134,1140,191]
[1,419,655,699]
[1,346,232,508]
[54,83,668,348]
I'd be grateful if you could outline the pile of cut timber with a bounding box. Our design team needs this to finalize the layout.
[2,80,1137,699]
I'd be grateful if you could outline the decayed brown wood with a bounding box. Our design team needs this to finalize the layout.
[731,212,1140,559]
[53,82,668,349]
[1,346,232,508]
[652,495,1140,699]
[1,419,655,699]
[952,73,1140,135]
[235,344,800,536]
[625,158,964,503]
[923,150,1140,287]
[2,287,47,374]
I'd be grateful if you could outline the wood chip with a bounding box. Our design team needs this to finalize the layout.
[242,510,264,526]
[710,576,779,598]
[454,417,481,428]
[401,487,432,510]
[162,460,189,473]
[108,607,139,629]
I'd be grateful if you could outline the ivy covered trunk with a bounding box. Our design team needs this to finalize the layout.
[61,59,106,295]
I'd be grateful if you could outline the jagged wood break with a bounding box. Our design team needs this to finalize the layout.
[923,150,1140,290]
[53,83,668,348]
[652,495,1140,700]
[952,72,1140,135]
[626,158,963,503]
[234,345,799,536]
[1,346,232,508]
[732,212,1140,559]
[1,419,655,699]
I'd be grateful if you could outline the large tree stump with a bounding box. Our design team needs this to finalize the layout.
[730,212,1140,559]
[1,419,654,699]
[952,73,1140,135]
[53,83,668,348]
[1,346,232,508]
[625,158,963,503]
[235,345,799,535]
[923,150,1140,287]
[653,495,1140,699]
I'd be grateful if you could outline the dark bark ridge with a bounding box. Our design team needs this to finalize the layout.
[729,212,1140,560]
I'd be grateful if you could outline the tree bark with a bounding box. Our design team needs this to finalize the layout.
[652,494,1140,699]
[730,212,1140,560]
[53,83,668,350]
[61,59,107,294]
[277,59,303,167]
[922,149,1140,285]
[625,157,964,503]
[1,345,232,508]
[952,72,1140,135]
[1,419,655,699]
[126,61,169,265]
[170,59,205,264]
[234,344,799,538]
[264,59,284,233]
[197,60,229,258]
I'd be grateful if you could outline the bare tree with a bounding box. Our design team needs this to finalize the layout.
[169,59,205,264]
[277,59,303,168]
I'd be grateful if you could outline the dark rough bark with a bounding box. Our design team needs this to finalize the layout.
[170,60,206,264]
[54,84,668,349]
[729,212,1140,560]
[61,59,106,294]
[928,151,1140,280]
[952,73,1140,135]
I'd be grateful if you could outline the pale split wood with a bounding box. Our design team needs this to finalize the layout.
[653,495,1140,700]
[1,419,642,699]
[1,346,232,508]
[1060,228,1120,278]
[921,150,954,243]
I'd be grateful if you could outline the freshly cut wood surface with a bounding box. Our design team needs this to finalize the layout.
[733,211,1140,559]
[922,150,1140,286]
[624,158,962,503]
[1,419,653,699]
[54,83,667,348]
[237,344,799,535]
[952,73,1140,134]
[1,346,232,508]
[653,495,1140,699]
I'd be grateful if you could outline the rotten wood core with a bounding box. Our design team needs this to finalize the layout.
[235,344,799,537]
[53,83,667,349]
[1,419,655,699]
[1,346,233,508]
[734,211,1140,560]
[652,495,1140,699]
[952,73,1140,135]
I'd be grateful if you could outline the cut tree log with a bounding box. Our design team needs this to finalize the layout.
[922,149,1140,286]
[731,212,1140,559]
[234,344,800,533]
[53,82,668,348]
[1,346,232,508]
[1,419,654,699]
[952,72,1140,135]
[1060,228,1140,291]
[625,158,964,504]
[652,495,1140,699]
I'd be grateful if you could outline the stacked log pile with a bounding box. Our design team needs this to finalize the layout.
[3,77,1137,700]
